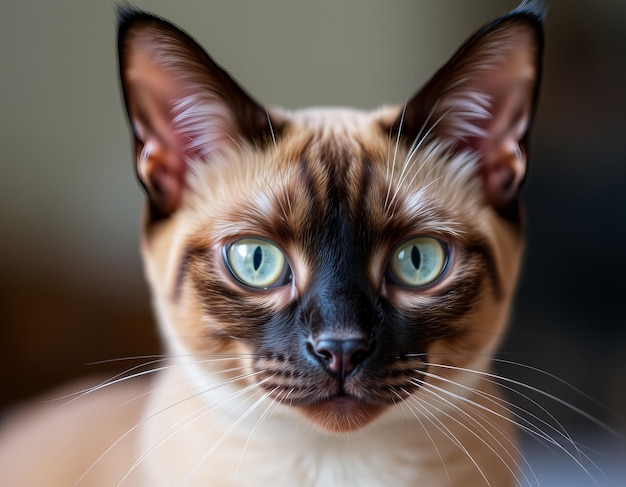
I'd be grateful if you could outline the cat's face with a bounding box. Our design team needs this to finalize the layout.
[118,7,542,432]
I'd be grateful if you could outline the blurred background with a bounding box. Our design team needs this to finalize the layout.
[1,0,624,484]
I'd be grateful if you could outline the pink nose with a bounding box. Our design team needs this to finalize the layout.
[312,338,372,378]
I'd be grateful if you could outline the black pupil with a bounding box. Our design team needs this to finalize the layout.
[411,245,421,269]
[253,246,263,271]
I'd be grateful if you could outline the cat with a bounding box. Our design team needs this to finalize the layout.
[0,2,546,486]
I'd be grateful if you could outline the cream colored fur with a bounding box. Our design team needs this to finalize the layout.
[0,109,524,486]
[0,3,542,484]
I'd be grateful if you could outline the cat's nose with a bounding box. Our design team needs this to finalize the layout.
[312,337,372,378]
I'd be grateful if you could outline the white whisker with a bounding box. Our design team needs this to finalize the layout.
[414,370,604,484]
[386,104,455,211]
[232,387,283,486]
[384,101,407,210]
[492,358,622,422]
[413,378,533,486]
[182,387,274,486]
[421,361,579,459]
[266,110,277,149]
[394,389,452,486]
[426,362,621,439]
[116,374,267,487]
[406,392,493,486]
[73,371,261,487]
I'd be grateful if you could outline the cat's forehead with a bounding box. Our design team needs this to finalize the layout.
[283,107,378,134]
[184,105,485,252]
[278,106,484,225]
[280,106,400,154]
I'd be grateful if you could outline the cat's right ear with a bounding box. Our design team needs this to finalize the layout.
[117,7,279,219]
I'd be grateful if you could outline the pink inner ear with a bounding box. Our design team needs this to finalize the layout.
[432,22,540,207]
[477,78,534,206]
[125,29,238,162]
[120,21,244,215]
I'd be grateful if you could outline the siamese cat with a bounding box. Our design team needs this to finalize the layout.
[0,2,549,486]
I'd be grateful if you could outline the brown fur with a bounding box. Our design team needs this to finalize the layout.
[0,5,543,486]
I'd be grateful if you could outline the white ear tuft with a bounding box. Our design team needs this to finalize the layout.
[390,9,543,211]
[117,9,279,219]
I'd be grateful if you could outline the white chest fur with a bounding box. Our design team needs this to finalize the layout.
[135,367,516,487]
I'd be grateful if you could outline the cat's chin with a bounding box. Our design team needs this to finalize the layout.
[296,396,387,433]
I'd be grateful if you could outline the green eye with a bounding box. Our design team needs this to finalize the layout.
[225,238,290,289]
[388,237,448,287]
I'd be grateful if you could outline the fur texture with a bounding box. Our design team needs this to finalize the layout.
[0,3,545,486]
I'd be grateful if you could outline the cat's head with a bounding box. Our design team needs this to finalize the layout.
[118,4,542,432]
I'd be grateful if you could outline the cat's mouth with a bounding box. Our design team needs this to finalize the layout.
[290,381,421,432]
[296,394,388,433]
[255,354,427,431]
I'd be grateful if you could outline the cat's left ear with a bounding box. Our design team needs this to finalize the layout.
[387,4,544,210]
[117,8,280,219]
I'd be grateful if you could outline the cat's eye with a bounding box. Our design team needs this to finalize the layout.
[225,238,291,289]
[387,237,448,288]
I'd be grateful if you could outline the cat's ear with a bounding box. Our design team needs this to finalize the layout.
[387,4,543,210]
[117,8,280,218]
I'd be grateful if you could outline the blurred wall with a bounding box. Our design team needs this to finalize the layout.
[1,0,624,440]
